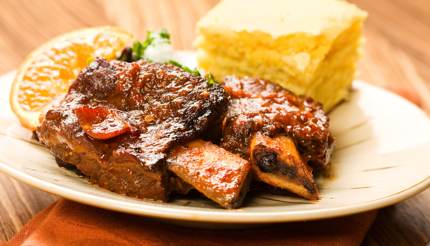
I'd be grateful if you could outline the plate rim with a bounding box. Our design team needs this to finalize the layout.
[0,155,429,223]
[0,69,429,224]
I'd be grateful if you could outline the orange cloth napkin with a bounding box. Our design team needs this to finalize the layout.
[6,199,376,246]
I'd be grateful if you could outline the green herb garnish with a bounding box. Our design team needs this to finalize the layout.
[206,73,217,86]
[117,29,210,81]
[168,60,201,76]
[125,29,171,61]
[131,41,145,60]
[159,28,171,40]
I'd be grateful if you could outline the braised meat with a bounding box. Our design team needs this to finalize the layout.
[250,133,318,200]
[36,57,334,206]
[221,76,334,169]
[36,58,230,202]
[167,140,251,208]
[221,76,334,199]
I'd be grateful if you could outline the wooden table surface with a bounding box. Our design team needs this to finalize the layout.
[0,0,429,245]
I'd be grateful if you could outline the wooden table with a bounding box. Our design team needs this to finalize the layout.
[0,0,429,245]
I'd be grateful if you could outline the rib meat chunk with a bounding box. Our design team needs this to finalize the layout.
[36,58,229,201]
[221,76,334,199]
[221,76,334,169]
[167,140,251,208]
[250,133,318,200]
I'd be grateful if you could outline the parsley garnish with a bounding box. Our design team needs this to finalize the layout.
[131,41,145,60]
[124,29,171,61]
[168,60,201,76]
[206,73,217,86]
[167,60,216,86]
[117,29,214,83]
[159,28,171,40]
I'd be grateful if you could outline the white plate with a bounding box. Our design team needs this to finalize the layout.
[0,52,429,224]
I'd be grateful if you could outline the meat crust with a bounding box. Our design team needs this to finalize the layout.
[221,76,334,169]
[250,133,318,200]
[167,140,251,208]
[36,58,229,201]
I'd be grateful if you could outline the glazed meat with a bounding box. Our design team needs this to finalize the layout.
[167,140,251,208]
[221,76,334,169]
[250,133,318,200]
[36,58,230,202]
[221,76,334,199]
[36,57,334,206]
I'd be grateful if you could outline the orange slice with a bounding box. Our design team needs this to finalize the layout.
[10,26,134,130]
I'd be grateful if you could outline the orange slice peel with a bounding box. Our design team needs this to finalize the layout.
[10,26,134,130]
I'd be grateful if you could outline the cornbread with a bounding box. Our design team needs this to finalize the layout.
[195,0,367,110]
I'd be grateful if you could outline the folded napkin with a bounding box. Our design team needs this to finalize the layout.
[6,199,376,246]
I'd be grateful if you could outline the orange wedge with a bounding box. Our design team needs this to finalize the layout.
[10,26,134,130]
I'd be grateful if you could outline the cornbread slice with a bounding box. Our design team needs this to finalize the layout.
[195,0,367,110]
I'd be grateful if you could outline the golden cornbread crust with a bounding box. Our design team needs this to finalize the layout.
[196,0,367,110]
